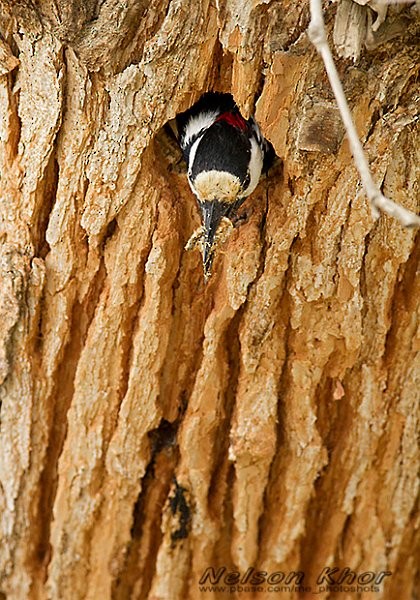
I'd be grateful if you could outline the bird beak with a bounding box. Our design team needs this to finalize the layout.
[201,200,225,280]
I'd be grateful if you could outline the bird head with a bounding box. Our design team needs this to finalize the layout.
[193,170,245,279]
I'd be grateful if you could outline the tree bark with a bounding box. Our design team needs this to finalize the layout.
[0,1,418,599]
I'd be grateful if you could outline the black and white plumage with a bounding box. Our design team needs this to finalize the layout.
[176,92,274,279]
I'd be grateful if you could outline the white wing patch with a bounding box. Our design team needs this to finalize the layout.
[181,110,219,148]
[187,136,202,177]
[241,136,263,198]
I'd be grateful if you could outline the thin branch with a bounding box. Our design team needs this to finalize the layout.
[307,0,420,228]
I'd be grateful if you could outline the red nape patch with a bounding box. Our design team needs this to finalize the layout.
[215,111,248,131]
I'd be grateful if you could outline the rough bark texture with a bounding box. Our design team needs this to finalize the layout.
[0,1,418,599]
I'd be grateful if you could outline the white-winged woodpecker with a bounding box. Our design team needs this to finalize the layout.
[176,92,274,279]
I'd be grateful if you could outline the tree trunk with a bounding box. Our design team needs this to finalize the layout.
[0,1,418,599]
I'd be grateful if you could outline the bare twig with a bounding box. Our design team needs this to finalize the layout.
[308,0,420,228]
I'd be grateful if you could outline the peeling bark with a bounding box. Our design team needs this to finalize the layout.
[0,1,418,599]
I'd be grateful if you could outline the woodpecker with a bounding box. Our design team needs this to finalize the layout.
[176,92,274,280]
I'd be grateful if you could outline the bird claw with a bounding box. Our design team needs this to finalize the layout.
[231,207,252,228]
